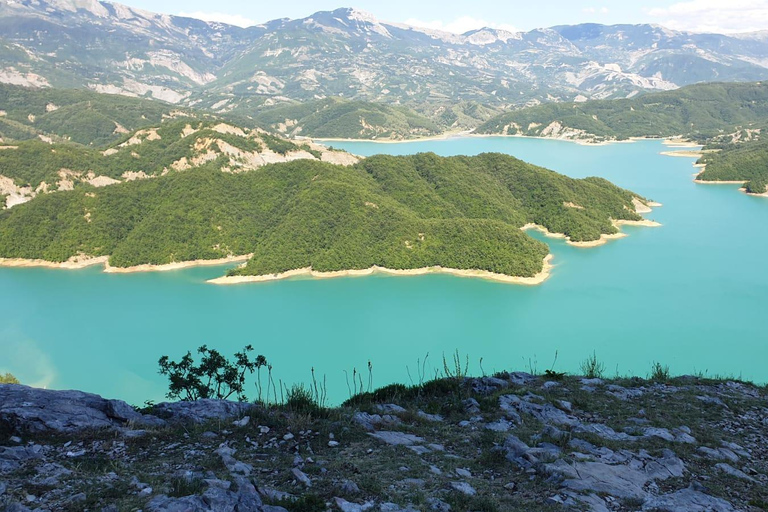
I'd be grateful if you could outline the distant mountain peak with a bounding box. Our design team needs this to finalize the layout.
[5,0,110,17]
[334,7,378,23]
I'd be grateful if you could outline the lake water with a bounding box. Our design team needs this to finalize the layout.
[2,137,767,406]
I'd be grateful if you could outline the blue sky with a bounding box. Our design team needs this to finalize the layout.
[121,0,768,34]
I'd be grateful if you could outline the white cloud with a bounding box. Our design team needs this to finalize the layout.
[648,0,768,34]
[404,16,519,35]
[178,11,257,28]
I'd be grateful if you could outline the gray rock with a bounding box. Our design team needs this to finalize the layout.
[147,494,209,512]
[699,446,740,463]
[499,393,579,427]
[471,376,510,394]
[369,431,424,446]
[542,381,560,389]
[232,416,250,427]
[0,384,145,434]
[215,444,252,477]
[407,445,431,455]
[427,497,452,512]
[508,372,537,386]
[291,467,312,487]
[606,384,644,401]
[0,481,6,496]
[641,427,676,442]
[546,449,684,500]
[0,445,44,472]
[484,420,512,432]
[542,425,569,442]
[259,487,295,501]
[573,423,636,442]
[642,487,736,511]
[334,497,374,512]
[339,479,360,494]
[375,404,406,414]
[503,434,531,462]
[455,468,472,478]
[528,442,562,462]
[152,399,255,424]
[417,411,443,422]
[715,462,756,482]
[462,398,481,414]
[262,507,291,512]
[450,481,477,496]
[721,441,750,458]
[353,412,401,432]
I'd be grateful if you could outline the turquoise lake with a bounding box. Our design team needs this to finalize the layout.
[2,137,767,405]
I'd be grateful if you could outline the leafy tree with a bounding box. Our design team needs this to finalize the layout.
[158,345,267,401]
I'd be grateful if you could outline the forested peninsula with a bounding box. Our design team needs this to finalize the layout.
[695,139,768,196]
[0,152,658,283]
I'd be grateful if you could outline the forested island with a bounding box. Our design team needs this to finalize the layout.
[0,150,657,282]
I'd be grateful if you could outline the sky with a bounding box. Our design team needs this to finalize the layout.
[120,0,768,34]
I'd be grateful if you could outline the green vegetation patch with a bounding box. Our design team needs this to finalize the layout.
[0,153,649,276]
[697,138,768,194]
[476,81,768,143]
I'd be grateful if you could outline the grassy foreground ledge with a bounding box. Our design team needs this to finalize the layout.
[1,364,766,511]
[0,153,658,282]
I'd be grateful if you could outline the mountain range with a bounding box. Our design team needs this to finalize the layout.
[2,0,768,119]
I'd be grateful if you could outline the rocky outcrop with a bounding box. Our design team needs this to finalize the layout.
[1,374,765,511]
[0,385,256,436]
[0,384,146,434]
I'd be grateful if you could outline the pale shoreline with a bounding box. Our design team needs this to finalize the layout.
[103,254,253,274]
[313,132,702,149]
[0,255,109,270]
[522,217,662,249]
[207,254,555,286]
[0,254,253,272]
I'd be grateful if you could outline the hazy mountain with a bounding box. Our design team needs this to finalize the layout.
[1,1,767,110]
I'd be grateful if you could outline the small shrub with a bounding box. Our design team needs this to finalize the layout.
[0,372,19,384]
[650,362,671,382]
[158,344,267,401]
[580,351,606,379]
[544,369,565,381]
[442,349,469,379]
[285,383,319,414]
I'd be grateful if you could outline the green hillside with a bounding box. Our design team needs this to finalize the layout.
[0,84,188,147]
[0,119,338,191]
[252,98,442,140]
[476,82,768,143]
[0,153,652,278]
[696,139,768,194]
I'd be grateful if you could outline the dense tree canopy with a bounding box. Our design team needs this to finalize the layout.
[0,153,650,278]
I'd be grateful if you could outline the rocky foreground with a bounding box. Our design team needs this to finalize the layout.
[1,373,767,512]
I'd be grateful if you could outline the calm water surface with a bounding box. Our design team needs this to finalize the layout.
[2,137,767,405]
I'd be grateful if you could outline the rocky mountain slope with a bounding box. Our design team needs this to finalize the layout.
[0,118,357,209]
[1,1,767,113]
[475,81,768,143]
[1,372,766,511]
